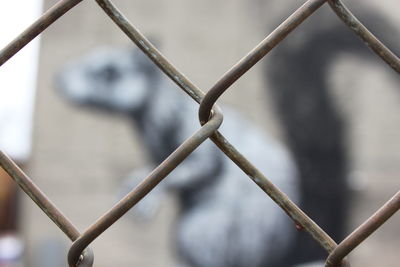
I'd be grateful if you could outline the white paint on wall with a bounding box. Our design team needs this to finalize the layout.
[0,0,43,162]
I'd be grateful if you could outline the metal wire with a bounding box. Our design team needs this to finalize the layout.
[198,0,328,124]
[328,0,400,73]
[97,0,337,254]
[0,0,398,266]
[0,151,94,266]
[0,0,84,66]
[325,191,400,267]
[67,106,224,266]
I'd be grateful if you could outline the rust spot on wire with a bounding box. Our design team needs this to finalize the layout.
[295,223,304,231]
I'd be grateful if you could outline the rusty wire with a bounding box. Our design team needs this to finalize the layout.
[67,106,224,266]
[0,0,399,266]
[0,151,94,266]
[325,191,400,267]
[0,0,84,66]
[96,0,337,254]
[328,0,400,73]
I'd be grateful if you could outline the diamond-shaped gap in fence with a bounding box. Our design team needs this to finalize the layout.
[87,0,337,259]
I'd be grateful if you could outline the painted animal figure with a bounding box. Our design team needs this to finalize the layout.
[56,47,300,267]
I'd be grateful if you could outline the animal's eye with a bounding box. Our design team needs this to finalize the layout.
[89,64,121,83]
[102,65,121,82]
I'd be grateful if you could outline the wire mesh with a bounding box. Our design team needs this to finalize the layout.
[0,0,399,266]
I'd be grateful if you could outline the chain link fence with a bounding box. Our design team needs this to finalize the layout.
[0,0,399,266]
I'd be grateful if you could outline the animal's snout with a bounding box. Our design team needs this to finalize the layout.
[54,68,90,105]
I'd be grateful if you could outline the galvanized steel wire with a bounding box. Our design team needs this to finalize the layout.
[0,0,399,266]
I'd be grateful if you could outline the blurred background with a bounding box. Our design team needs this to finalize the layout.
[0,0,399,266]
